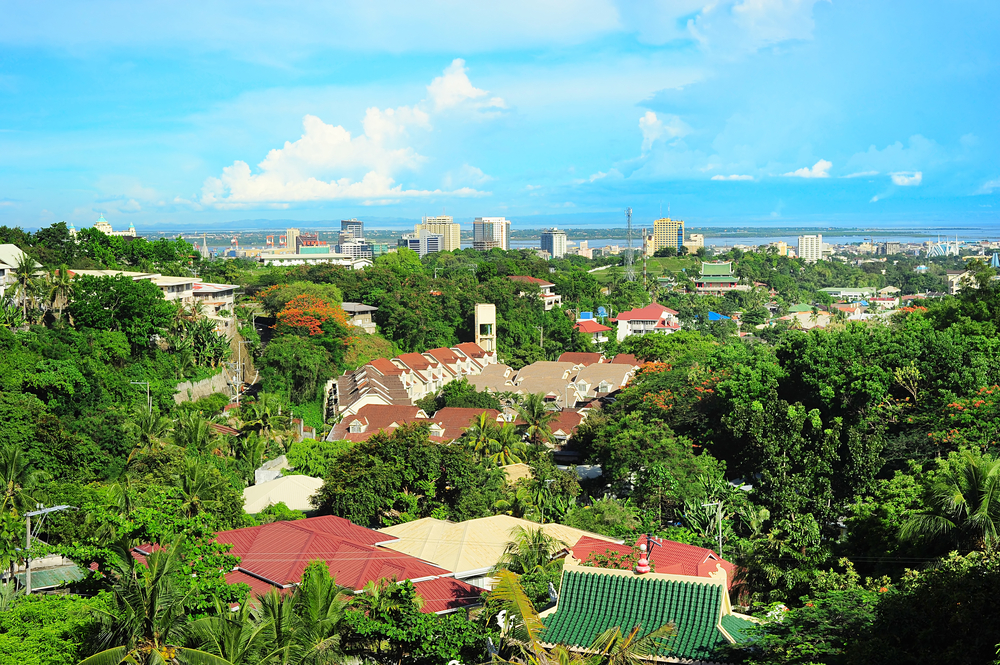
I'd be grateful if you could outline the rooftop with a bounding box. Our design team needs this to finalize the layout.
[557,352,605,365]
[572,320,612,334]
[568,535,736,587]
[614,303,679,322]
[508,275,556,287]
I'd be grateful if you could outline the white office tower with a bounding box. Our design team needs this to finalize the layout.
[401,230,444,257]
[540,228,568,258]
[341,219,364,239]
[797,234,824,263]
[415,216,461,252]
[473,217,510,251]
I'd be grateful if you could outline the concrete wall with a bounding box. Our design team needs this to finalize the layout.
[173,370,232,404]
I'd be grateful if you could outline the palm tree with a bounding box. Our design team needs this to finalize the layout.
[186,596,271,665]
[129,407,172,461]
[586,624,676,665]
[489,424,529,466]
[515,393,558,447]
[239,393,290,444]
[493,527,566,575]
[173,412,217,453]
[464,412,500,458]
[901,451,1000,551]
[81,537,234,665]
[353,577,424,617]
[290,561,353,664]
[0,296,25,330]
[45,265,73,323]
[490,569,581,665]
[173,459,226,518]
[12,252,36,321]
[0,442,42,515]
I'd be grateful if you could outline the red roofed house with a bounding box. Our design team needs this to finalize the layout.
[328,404,429,442]
[566,535,736,589]
[509,276,563,310]
[207,515,483,614]
[394,352,446,396]
[427,407,505,440]
[453,342,498,371]
[572,319,613,344]
[612,303,680,342]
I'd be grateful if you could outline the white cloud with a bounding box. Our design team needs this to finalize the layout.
[575,169,623,184]
[683,0,827,55]
[979,177,1000,194]
[890,171,922,186]
[783,159,831,178]
[202,61,498,206]
[639,111,690,152]
[845,135,943,174]
[711,174,754,181]
[842,170,878,178]
[427,59,505,112]
[870,195,880,203]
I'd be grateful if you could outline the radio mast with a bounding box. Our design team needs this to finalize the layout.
[625,207,635,282]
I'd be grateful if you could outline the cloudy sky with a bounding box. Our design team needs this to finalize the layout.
[1,1,998,230]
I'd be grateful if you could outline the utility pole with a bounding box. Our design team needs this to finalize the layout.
[535,326,544,348]
[130,381,151,413]
[236,340,252,406]
[24,505,73,595]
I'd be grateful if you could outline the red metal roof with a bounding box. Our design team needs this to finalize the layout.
[569,535,736,588]
[214,515,483,613]
[430,407,501,439]
[611,354,639,366]
[454,342,488,359]
[573,320,612,334]
[614,303,679,321]
[508,275,555,287]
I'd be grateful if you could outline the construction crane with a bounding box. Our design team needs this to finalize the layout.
[266,235,274,248]
[279,234,287,248]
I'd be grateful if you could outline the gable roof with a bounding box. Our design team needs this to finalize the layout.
[425,347,462,366]
[700,261,734,276]
[242,475,324,514]
[329,404,426,442]
[557,352,605,365]
[541,565,752,661]
[549,410,585,438]
[453,342,490,359]
[378,515,622,576]
[214,516,482,614]
[0,244,39,270]
[396,353,437,371]
[611,354,640,366]
[568,535,736,587]
[614,303,678,321]
[573,320,613,334]
[509,275,555,287]
[367,357,404,376]
[430,407,501,439]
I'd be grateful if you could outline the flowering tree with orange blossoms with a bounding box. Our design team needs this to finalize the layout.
[273,294,354,370]
[928,385,1000,454]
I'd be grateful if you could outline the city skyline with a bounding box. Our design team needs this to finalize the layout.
[1,1,998,231]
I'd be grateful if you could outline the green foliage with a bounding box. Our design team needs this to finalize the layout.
[564,497,641,540]
[259,334,333,404]
[314,422,506,527]
[0,593,106,665]
[68,275,174,351]
[286,437,356,478]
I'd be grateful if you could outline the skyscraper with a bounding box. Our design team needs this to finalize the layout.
[341,219,364,239]
[473,217,510,251]
[797,234,823,262]
[540,228,568,258]
[652,217,684,253]
[415,216,461,251]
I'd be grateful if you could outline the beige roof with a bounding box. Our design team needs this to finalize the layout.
[0,244,39,270]
[242,475,324,514]
[501,463,533,484]
[377,514,622,575]
[515,361,578,383]
[573,364,634,394]
[466,363,516,392]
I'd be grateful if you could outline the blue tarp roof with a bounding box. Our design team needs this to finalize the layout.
[707,311,730,321]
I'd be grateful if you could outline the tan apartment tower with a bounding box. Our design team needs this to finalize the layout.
[652,217,684,253]
[416,216,461,251]
[473,217,510,251]
[474,303,497,352]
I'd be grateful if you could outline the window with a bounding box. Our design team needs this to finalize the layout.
[348,421,363,434]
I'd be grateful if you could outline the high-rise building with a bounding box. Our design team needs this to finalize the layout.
[797,234,824,262]
[473,217,510,251]
[341,219,364,239]
[415,216,461,252]
[286,228,301,252]
[652,217,684,253]
[540,228,568,259]
[399,230,444,257]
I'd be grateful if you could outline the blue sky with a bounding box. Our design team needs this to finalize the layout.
[1,1,998,230]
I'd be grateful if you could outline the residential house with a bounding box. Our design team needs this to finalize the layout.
[328,404,429,442]
[69,269,197,304]
[566,535,736,588]
[342,302,378,333]
[573,319,612,344]
[378,515,622,590]
[539,564,754,662]
[508,276,563,310]
[393,352,446,397]
[0,244,40,298]
[427,407,505,440]
[946,270,972,295]
[192,281,238,315]
[197,516,484,614]
[610,353,640,366]
[819,286,876,299]
[242,475,324,514]
[612,303,680,342]
[556,352,604,366]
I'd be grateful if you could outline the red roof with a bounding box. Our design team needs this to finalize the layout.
[396,353,437,371]
[550,410,585,437]
[425,347,461,366]
[611,354,639,366]
[368,357,404,376]
[214,516,483,613]
[614,303,678,321]
[454,342,488,359]
[573,320,612,334]
[330,405,426,442]
[430,407,501,439]
[558,352,605,365]
[569,535,736,588]
[509,275,555,287]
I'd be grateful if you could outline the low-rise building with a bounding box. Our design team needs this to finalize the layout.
[612,303,680,342]
[0,244,40,298]
[946,270,973,295]
[820,286,877,300]
[694,262,740,294]
[342,301,378,333]
[509,276,563,310]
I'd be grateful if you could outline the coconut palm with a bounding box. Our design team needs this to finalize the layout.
[81,537,234,665]
[490,569,581,665]
[0,442,43,515]
[0,297,25,330]
[186,596,271,665]
[45,265,73,323]
[901,451,1000,552]
[290,561,353,664]
[239,393,290,442]
[12,252,36,321]
[586,624,676,665]
[464,411,500,457]
[173,412,217,453]
[493,527,566,575]
[488,423,529,466]
[515,393,558,447]
[129,407,172,461]
[173,458,226,519]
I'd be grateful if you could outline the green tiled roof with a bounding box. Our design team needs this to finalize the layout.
[720,614,756,642]
[700,262,733,276]
[14,564,84,590]
[787,304,814,312]
[697,275,738,283]
[542,569,731,661]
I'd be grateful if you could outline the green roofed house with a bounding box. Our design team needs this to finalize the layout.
[540,564,756,664]
[693,262,741,295]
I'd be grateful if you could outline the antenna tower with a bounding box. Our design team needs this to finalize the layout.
[625,207,635,282]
